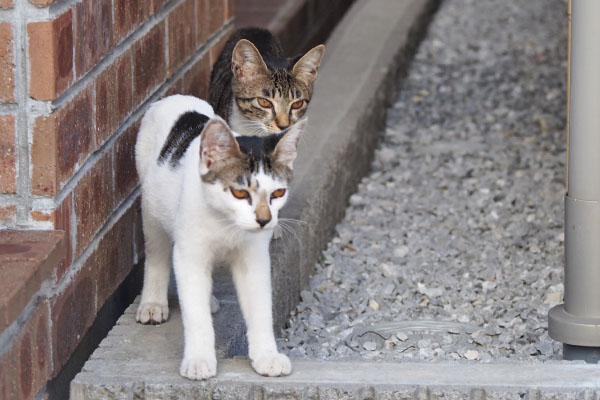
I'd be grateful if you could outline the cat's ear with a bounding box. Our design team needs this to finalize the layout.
[272,118,306,169]
[292,44,325,84]
[200,118,241,170]
[231,39,269,82]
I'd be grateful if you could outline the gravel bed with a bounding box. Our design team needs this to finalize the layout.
[278,0,569,362]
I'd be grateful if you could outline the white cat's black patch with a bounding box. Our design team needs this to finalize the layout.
[201,131,293,184]
[236,132,284,175]
[158,112,209,166]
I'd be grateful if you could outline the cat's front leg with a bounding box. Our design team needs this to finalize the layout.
[231,236,291,377]
[173,242,217,380]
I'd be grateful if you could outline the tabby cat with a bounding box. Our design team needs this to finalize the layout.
[135,95,305,379]
[209,27,325,136]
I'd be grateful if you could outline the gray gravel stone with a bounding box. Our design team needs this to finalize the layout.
[278,0,567,362]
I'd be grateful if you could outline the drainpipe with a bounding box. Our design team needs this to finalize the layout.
[548,0,600,363]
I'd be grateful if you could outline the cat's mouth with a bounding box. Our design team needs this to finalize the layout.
[234,222,274,232]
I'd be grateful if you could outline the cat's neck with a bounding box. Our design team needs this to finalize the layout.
[230,99,269,137]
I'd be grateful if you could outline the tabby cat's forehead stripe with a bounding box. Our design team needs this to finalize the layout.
[158,111,209,167]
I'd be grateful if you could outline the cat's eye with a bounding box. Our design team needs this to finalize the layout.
[231,188,250,199]
[271,188,286,199]
[257,98,272,108]
[291,100,304,110]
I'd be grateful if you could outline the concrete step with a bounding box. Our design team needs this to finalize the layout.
[71,300,600,399]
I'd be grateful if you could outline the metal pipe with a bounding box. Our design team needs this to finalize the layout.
[567,1,600,200]
[548,0,600,362]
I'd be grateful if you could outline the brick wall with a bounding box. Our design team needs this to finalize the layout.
[0,1,233,398]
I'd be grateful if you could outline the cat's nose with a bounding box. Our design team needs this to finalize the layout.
[276,122,289,130]
[256,217,271,228]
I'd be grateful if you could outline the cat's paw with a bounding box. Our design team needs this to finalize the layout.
[251,353,292,377]
[180,356,217,380]
[136,302,169,324]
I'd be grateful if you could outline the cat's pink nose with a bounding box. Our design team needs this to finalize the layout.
[256,217,271,228]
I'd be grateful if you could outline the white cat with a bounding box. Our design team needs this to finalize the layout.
[134,94,304,380]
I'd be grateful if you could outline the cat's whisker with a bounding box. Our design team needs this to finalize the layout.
[279,217,308,225]
[279,217,315,238]
[236,119,268,136]
[276,220,302,248]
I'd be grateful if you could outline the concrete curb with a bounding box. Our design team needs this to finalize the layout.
[271,0,440,337]
[71,302,600,398]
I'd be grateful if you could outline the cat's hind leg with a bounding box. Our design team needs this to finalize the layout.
[231,237,291,377]
[136,209,172,325]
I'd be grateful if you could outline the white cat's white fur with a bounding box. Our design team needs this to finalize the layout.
[135,94,304,380]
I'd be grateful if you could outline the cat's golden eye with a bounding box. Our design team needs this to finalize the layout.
[291,100,304,110]
[271,188,286,199]
[231,188,250,199]
[257,98,272,108]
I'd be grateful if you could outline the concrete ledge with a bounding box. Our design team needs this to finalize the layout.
[0,230,65,332]
[270,0,440,334]
[73,360,600,399]
[71,302,600,398]
[268,0,355,55]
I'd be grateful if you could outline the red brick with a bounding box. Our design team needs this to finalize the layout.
[30,211,52,223]
[196,0,210,45]
[168,0,196,73]
[0,22,15,102]
[182,53,210,99]
[165,76,184,97]
[27,10,73,100]
[54,195,73,281]
[0,303,52,400]
[73,152,114,257]
[29,0,55,5]
[31,116,57,196]
[0,0,13,8]
[209,28,232,67]
[0,204,16,225]
[152,0,168,14]
[208,0,226,38]
[133,22,166,104]
[0,230,65,332]
[50,261,96,372]
[225,0,235,21]
[0,350,18,400]
[29,195,73,283]
[114,0,151,44]
[73,0,113,78]
[0,114,16,193]
[114,121,139,205]
[95,51,133,147]
[56,86,94,181]
[31,85,93,196]
[91,206,134,306]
